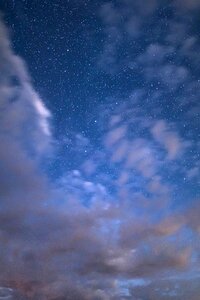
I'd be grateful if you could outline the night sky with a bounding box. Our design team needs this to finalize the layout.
[0,0,200,299]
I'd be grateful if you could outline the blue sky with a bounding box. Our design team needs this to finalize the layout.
[0,0,200,299]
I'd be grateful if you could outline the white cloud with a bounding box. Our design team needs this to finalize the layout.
[0,18,51,157]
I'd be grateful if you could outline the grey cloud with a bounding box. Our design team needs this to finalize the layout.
[137,43,173,65]
[187,166,199,180]
[174,0,200,10]
[98,0,158,73]
[129,275,200,300]
[0,19,51,158]
[0,17,52,213]
[100,3,120,26]
[125,138,157,177]
[0,17,53,298]
[151,120,183,160]
[137,43,189,88]
[104,125,127,148]
[98,0,200,106]
[124,16,141,38]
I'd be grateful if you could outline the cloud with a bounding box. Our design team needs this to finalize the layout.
[151,120,183,160]
[137,43,189,88]
[0,16,52,206]
[100,3,120,26]
[0,19,51,157]
[174,0,200,10]
[104,125,127,148]
[137,43,173,65]
[0,16,53,298]
[187,166,199,179]
[129,275,200,300]
[125,138,157,177]
[98,0,158,73]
